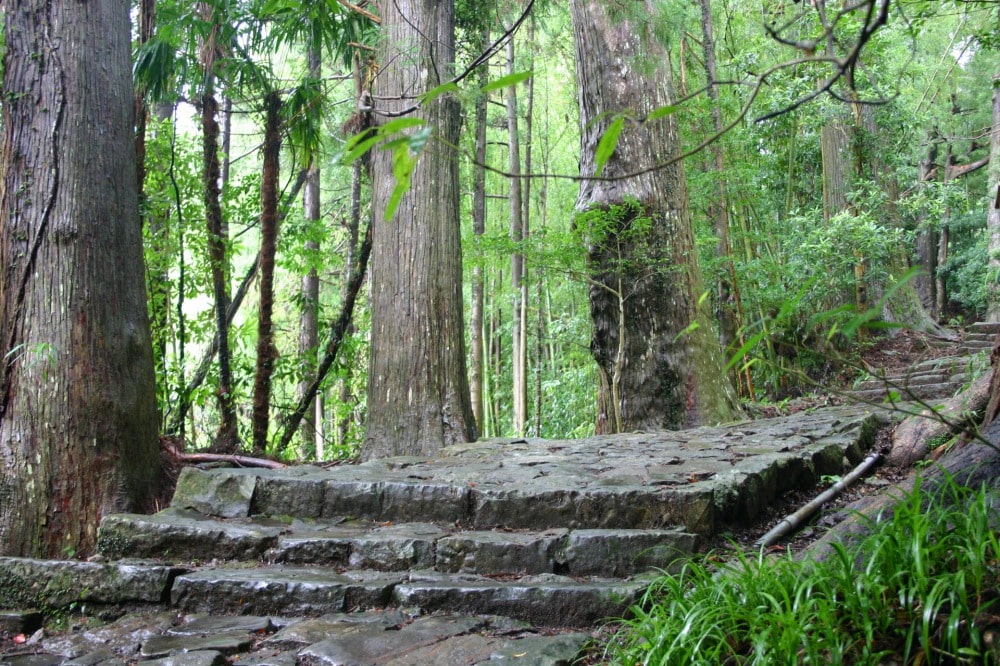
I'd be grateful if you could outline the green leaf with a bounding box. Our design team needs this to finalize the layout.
[340,133,383,166]
[595,117,624,177]
[726,331,766,372]
[385,144,418,220]
[340,118,427,166]
[408,126,433,153]
[481,70,533,93]
[420,82,459,106]
[378,117,427,134]
[672,320,700,343]
[646,104,679,121]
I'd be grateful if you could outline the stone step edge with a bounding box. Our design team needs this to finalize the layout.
[1,583,595,665]
[848,382,963,401]
[966,321,1000,334]
[171,565,653,627]
[167,408,884,538]
[0,556,652,629]
[98,509,698,579]
[855,372,969,389]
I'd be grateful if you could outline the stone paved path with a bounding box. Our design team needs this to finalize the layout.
[851,321,998,402]
[0,404,890,665]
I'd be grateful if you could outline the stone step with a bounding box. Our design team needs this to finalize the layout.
[967,321,1000,335]
[854,370,979,392]
[855,372,950,391]
[849,381,963,402]
[963,332,998,343]
[31,604,591,665]
[99,508,698,579]
[0,555,641,630]
[0,557,595,659]
[171,565,649,627]
[163,406,885,538]
[912,354,984,372]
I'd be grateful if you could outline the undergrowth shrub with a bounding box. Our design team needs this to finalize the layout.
[604,475,1000,665]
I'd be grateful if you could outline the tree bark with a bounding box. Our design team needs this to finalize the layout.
[296,46,322,458]
[915,135,940,311]
[202,90,239,452]
[505,32,527,437]
[699,0,739,361]
[570,0,736,433]
[469,26,489,431]
[362,0,477,459]
[986,74,1000,322]
[134,0,156,214]
[251,92,282,456]
[0,0,160,556]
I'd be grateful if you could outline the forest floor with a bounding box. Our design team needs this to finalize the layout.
[710,326,966,556]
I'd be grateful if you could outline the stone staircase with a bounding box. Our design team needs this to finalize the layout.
[849,321,998,403]
[0,405,888,664]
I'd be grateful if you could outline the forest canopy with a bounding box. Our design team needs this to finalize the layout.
[116,0,1000,455]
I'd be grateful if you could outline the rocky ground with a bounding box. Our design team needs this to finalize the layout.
[0,325,990,666]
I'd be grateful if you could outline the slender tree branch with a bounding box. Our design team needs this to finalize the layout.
[275,220,373,453]
[371,0,534,118]
[336,0,380,24]
[162,439,287,469]
[166,168,308,437]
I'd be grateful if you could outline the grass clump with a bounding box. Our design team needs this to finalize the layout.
[604,476,1000,665]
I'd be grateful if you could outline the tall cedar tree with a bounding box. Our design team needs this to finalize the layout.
[362,0,477,459]
[570,0,735,432]
[0,0,160,556]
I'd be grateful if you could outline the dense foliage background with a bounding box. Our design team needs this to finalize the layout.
[133,0,1000,456]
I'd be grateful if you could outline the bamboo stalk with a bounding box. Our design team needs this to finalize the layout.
[755,451,881,549]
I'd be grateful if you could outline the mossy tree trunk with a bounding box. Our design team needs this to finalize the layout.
[986,74,1000,323]
[569,0,735,433]
[0,0,160,556]
[251,92,282,456]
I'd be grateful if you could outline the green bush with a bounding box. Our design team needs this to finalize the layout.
[604,475,1000,664]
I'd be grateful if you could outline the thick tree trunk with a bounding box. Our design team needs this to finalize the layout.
[0,0,160,556]
[251,92,282,456]
[570,0,735,433]
[986,74,1000,322]
[134,0,156,213]
[362,0,476,459]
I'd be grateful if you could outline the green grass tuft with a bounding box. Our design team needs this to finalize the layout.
[603,476,1000,665]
